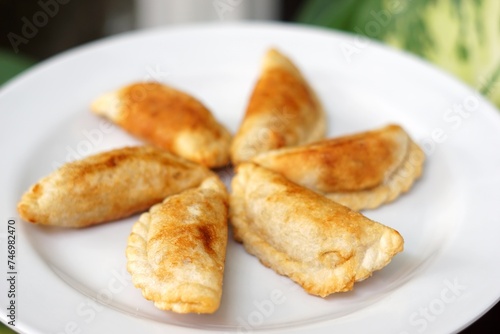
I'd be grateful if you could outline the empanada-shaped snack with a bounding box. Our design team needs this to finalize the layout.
[230,49,326,164]
[230,163,404,297]
[126,175,228,313]
[252,124,425,211]
[17,146,210,228]
[91,82,231,168]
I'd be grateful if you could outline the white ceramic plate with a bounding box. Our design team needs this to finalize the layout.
[1,22,500,334]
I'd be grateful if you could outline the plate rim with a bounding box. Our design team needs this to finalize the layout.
[1,21,500,334]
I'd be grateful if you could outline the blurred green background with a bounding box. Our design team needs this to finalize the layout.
[2,0,499,108]
[0,323,14,334]
[297,0,500,108]
[0,49,35,86]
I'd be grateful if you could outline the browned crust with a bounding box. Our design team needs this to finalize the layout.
[229,163,404,297]
[126,175,228,313]
[119,83,220,147]
[17,146,211,227]
[92,82,232,168]
[252,124,425,210]
[230,49,326,164]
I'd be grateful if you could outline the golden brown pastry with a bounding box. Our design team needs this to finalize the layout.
[17,146,211,228]
[91,82,231,168]
[126,175,228,313]
[230,48,326,165]
[252,124,425,211]
[230,163,404,297]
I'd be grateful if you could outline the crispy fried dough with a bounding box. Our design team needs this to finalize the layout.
[126,175,228,313]
[91,82,231,168]
[17,146,210,227]
[252,124,425,210]
[230,163,404,297]
[230,49,326,164]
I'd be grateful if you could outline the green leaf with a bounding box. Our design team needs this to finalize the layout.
[480,61,500,97]
[0,323,16,334]
[296,0,366,31]
[0,48,36,85]
[295,0,500,110]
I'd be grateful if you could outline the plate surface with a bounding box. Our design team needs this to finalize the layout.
[1,22,500,334]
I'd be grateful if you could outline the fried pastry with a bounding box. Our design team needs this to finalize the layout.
[230,49,326,164]
[230,163,404,297]
[252,124,425,211]
[17,146,210,228]
[91,82,231,168]
[126,175,228,313]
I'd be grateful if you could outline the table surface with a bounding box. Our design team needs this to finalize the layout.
[460,301,500,333]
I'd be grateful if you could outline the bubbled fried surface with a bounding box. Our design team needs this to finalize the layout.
[252,124,425,211]
[230,49,326,165]
[126,175,228,314]
[17,146,211,228]
[229,163,404,297]
[92,82,232,168]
